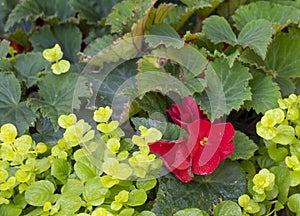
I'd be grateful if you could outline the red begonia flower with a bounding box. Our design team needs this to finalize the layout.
[187,119,235,175]
[166,96,207,129]
[149,96,235,182]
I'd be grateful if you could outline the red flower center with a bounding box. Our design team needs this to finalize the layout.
[199,137,208,146]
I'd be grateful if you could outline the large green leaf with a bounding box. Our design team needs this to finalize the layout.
[0,73,36,133]
[237,19,274,59]
[244,72,281,114]
[31,118,64,143]
[56,192,83,214]
[29,24,82,63]
[202,15,237,45]
[200,58,252,120]
[232,1,300,31]
[151,161,247,214]
[213,200,242,216]
[229,131,258,160]
[5,0,73,32]
[51,158,69,184]
[145,23,184,48]
[29,73,88,130]
[14,52,49,87]
[70,0,121,24]
[25,180,55,206]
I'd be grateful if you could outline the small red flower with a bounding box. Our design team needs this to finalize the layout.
[149,96,235,182]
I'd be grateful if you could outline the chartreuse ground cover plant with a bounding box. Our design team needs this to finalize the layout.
[1,0,300,215]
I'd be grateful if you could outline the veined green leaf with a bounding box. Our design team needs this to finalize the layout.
[14,52,49,87]
[237,19,274,59]
[56,192,83,214]
[202,15,237,45]
[0,204,22,216]
[0,39,10,57]
[25,180,55,206]
[233,1,300,31]
[0,0,19,34]
[244,72,281,114]
[0,73,36,133]
[200,58,252,120]
[29,24,82,63]
[29,73,89,130]
[213,200,242,216]
[84,35,118,56]
[230,131,258,160]
[51,158,69,184]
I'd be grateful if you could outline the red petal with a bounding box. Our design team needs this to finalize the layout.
[209,123,235,145]
[173,168,194,183]
[192,152,221,175]
[219,141,235,161]
[149,141,175,156]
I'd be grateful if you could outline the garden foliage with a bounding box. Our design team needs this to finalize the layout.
[1,0,300,215]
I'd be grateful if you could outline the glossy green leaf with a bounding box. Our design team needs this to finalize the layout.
[131,117,187,140]
[14,52,49,87]
[74,156,102,181]
[244,72,281,114]
[213,200,242,216]
[233,1,300,31]
[287,194,300,214]
[29,24,82,63]
[151,161,247,214]
[61,179,84,195]
[25,180,55,206]
[145,23,184,48]
[56,192,83,214]
[5,0,73,32]
[174,208,208,216]
[230,131,258,160]
[51,158,69,184]
[83,177,108,206]
[237,19,274,59]
[270,166,290,203]
[202,15,237,45]
[0,204,22,216]
[127,189,147,206]
[29,73,88,130]
[0,73,36,133]
[200,58,252,120]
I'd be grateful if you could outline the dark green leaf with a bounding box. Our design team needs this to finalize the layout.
[14,52,49,87]
[29,73,88,130]
[0,73,36,133]
[151,161,247,214]
[0,0,19,34]
[32,118,64,143]
[29,24,82,63]
[230,131,258,160]
[70,0,121,24]
[244,72,281,114]
[5,0,73,32]
[145,23,184,48]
